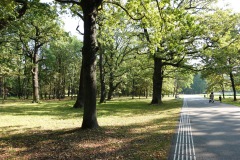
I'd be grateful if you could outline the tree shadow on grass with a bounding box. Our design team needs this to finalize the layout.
[0,99,181,120]
[0,101,82,119]
[0,114,179,160]
[97,99,181,117]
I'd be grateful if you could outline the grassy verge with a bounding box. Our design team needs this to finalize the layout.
[220,96,240,107]
[0,97,181,160]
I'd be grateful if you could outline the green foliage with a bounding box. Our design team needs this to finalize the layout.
[200,10,240,92]
[0,0,16,19]
[97,3,153,98]
[183,73,206,94]
[0,1,82,99]
[163,67,194,95]
[40,36,83,98]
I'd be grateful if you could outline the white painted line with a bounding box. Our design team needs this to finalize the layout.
[173,96,196,160]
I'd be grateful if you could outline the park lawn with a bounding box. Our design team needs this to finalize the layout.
[220,96,240,107]
[0,97,181,160]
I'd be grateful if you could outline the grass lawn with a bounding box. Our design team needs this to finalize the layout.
[0,97,181,160]
[219,96,240,107]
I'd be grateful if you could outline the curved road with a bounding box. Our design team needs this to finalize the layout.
[169,95,240,160]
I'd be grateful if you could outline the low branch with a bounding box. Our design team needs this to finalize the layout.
[74,11,84,21]
[76,24,84,35]
[55,0,81,5]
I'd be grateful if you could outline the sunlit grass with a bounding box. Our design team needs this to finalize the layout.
[0,97,181,159]
[220,96,240,107]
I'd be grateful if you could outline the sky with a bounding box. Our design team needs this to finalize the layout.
[218,0,240,12]
[40,0,240,39]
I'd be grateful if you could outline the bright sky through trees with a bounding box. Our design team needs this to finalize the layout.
[40,0,240,38]
[219,0,240,12]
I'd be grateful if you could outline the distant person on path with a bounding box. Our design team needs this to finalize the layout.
[209,92,214,103]
[219,95,222,103]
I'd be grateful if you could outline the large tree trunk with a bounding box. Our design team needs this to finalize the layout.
[151,56,163,105]
[73,65,84,108]
[32,53,40,103]
[81,1,101,129]
[229,72,237,101]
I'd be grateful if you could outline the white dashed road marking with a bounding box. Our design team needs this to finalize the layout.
[173,96,196,160]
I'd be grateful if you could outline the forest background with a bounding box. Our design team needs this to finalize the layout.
[1,0,240,128]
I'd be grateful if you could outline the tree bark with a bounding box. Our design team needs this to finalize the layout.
[32,52,40,103]
[222,89,225,99]
[107,71,114,100]
[107,69,122,100]
[99,44,106,103]
[107,80,122,100]
[73,65,84,108]
[81,0,101,129]
[62,74,66,98]
[229,72,237,101]
[151,56,163,105]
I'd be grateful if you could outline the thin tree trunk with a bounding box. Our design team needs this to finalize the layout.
[26,77,30,99]
[221,74,225,99]
[17,73,22,99]
[222,89,225,99]
[108,81,122,100]
[107,75,114,100]
[68,85,70,97]
[62,75,66,98]
[229,72,237,101]
[2,76,5,104]
[32,53,39,103]
[145,88,148,99]
[108,87,114,100]
[99,43,106,103]
[23,57,27,99]
[132,78,135,99]
[73,65,84,108]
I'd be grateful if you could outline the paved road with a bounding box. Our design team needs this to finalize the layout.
[168,95,240,160]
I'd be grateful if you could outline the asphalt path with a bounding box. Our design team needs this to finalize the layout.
[168,95,240,160]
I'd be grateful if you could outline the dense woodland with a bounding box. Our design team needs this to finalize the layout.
[1,0,240,128]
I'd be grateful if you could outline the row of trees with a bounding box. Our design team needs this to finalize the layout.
[0,1,82,103]
[1,0,240,128]
[200,10,240,101]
